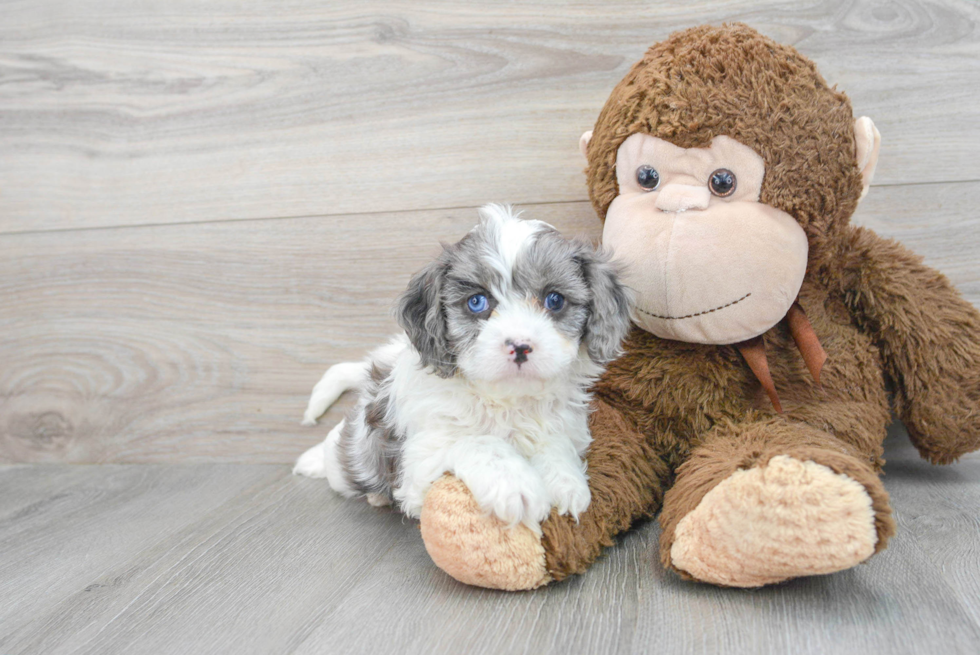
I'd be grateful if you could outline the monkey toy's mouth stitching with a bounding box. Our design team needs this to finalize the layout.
[637,292,751,320]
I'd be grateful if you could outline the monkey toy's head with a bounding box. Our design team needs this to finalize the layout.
[582,23,881,345]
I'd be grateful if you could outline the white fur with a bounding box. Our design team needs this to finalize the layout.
[476,203,548,296]
[387,335,598,530]
[293,420,355,496]
[296,206,603,531]
[456,299,579,383]
[301,362,370,426]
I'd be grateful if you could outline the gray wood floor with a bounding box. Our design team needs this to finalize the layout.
[1,426,978,655]
[2,1,980,653]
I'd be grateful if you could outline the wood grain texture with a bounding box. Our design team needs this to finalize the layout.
[0,466,421,655]
[0,464,284,638]
[0,202,603,463]
[1,0,979,233]
[3,182,980,464]
[1,434,977,655]
[883,424,980,629]
[2,1,979,651]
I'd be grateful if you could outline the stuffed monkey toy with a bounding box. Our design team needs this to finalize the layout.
[418,23,980,589]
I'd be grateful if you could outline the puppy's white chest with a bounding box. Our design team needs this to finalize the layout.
[479,400,552,456]
[503,429,543,458]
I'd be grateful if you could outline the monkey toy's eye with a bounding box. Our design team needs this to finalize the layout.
[709,169,737,197]
[636,165,660,191]
[467,294,489,313]
[544,291,565,312]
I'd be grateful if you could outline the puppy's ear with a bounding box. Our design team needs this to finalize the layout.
[396,257,456,377]
[578,246,633,364]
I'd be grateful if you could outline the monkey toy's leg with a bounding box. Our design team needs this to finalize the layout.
[420,397,672,590]
[420,397,895,589]
[659,415,895,587]
[843,227,980,464]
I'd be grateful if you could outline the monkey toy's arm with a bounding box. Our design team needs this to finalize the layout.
[842,225,980,464]
[537,396,671,581]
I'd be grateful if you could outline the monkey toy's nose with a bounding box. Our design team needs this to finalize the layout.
[655,184,711,213]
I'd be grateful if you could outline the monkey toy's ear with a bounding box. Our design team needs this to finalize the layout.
[579,130,593,159]
[854,117,881,201]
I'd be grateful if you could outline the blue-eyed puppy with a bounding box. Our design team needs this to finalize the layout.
[295,204,632,531]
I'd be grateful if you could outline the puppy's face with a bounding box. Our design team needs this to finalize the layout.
[398,205,632,385]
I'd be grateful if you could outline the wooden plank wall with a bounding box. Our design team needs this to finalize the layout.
[2,0,980,463]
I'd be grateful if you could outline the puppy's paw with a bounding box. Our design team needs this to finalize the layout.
[366,493,392,507]
[293,441,329,478]
[300,414,318,427]
[463,462,551,531]
[544,469,591,521]
[293,422,356,498]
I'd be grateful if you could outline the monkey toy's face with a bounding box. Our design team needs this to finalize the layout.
[601,133,808,345]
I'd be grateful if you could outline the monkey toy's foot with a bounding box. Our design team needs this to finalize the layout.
[420,475,551,591]
[664,455,881,587]
[421,445,893,590]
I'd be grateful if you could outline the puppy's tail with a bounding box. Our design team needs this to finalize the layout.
[301,361,369,426]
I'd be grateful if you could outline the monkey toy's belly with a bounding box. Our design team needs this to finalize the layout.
[594,277,891,466]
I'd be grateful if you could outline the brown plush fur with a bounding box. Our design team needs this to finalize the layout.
[586,23,863,260]
[533,23,980,583]
[419,23,980,588]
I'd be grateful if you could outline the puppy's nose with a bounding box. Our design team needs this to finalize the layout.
[655,184,710,212]
[505,340,533,364]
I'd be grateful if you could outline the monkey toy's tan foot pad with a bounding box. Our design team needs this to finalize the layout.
[670,455,878,587]
[420,475,552,591]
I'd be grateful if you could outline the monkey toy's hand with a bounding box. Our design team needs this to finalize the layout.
[845,226,980,464]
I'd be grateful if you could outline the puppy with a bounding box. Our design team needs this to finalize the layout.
[294,204,632,530]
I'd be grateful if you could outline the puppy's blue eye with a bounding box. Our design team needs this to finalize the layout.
[467,294,489,313]
[544,292,565,312]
